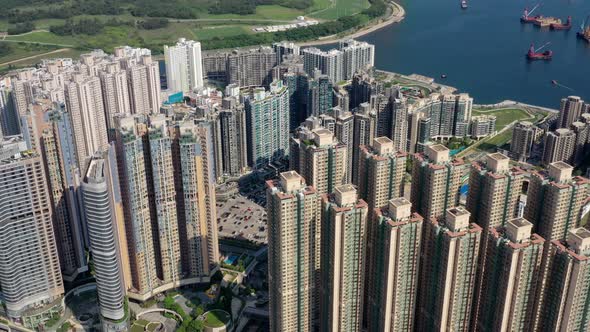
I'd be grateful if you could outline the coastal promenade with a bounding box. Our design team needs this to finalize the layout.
[297,1,406,47]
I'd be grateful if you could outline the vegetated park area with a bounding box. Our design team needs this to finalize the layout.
[0,0,383,72]
[468,108,548,154]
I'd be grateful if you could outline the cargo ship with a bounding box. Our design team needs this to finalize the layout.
[534,16,561,27]
[521,5,542,23]
[577,16,590,42]
[550,16,572,30]
[526,43,553,60]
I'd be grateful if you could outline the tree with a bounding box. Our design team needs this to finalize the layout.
[187,319,204,332]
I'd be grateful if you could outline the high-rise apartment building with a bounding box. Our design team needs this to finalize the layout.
[320,185,368,332]
[245,80,290,170]
[476,218,544,332]
[164,38,204,93]
[538,228,590,331]
[267,171,321,332]
[352,103,376,185]
[466,153,526,326]
[510,121,539,162]
[411,144,467,220]
[215,100,248,177]
[570,121,588,165]
[227,47,277,87]
[366,198,423,332]
[82,154,128,332]
[525,161,590,241]
[333,108,354,183]
[148,116,182,284]
[0,86,20,136]
[99,63,131,129]
[339,39,375,80]
[302,40,374,84]
[416,207,482,332]
[114,115,159,297]
[542,128,576,165]
[176,121,220,277]
[291,127,347,195]
[306,74,333,117]
[272,41,300,64]
[390,97,408,152]
[357,137,407,215]
[466,153,525,230]
[558,96,584,129]
[0,137,64,328]
[65,75,109,169]
[25,102,87,279]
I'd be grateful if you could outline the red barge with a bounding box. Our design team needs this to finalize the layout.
[526,43,553,61]
[550,16,572,30]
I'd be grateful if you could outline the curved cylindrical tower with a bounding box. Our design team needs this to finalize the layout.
[82,157,127,330]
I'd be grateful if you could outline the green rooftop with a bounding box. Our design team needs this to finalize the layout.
[202,310,231,328]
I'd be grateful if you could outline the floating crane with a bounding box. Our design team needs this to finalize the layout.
[521,4,542,23]
[577,15,590,42]
[526,42,553,60]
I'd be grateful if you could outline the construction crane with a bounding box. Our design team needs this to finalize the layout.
[535,41,551,52]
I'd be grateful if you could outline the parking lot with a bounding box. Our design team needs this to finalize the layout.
[216,195,267,244]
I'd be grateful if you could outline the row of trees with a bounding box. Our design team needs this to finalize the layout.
[2,0,122,23]
[7,21,35,35]
[208,0,313,15]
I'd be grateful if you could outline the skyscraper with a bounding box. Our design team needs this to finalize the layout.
[99,63,131,129]
[148,116,182,284]
[216,101,248,177]
[114,115,158,297]
[542,128,576,166]
[411,144,467,220]
[366,198,423,332]
[510,121,539,162]
[539,228,590,331]
[466,153,526,327]
[333,108,354,183]
[65,75,109,170]
[352,103,376,185]
[357,137,407,215]
[0,137,64,327]
[245,80,290,170]
[267,171,321,332]
[82,154,128,332]
[476,218,544,332]
[320,185,368,332]
[524,161,590,241]
[176,121,220,277]
[416,207,481,332]
[291,127,347,195]
[558,96,584,129]
[164,38,204,93]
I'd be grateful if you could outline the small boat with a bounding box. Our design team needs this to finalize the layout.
[551,80,558,85]
[461,0,468,9]
[441,74,447,79]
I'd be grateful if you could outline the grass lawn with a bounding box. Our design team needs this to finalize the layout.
[0,43,62,65]
[201,5,304,20]
[203,310,231,328]
[309,0,370,20]
[193,25,254,40]
[472,108,531,130]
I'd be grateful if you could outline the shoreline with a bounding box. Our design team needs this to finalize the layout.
[296,1,406,47]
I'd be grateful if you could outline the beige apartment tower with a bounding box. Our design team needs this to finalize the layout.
[320,185,368,332]
[292,127,348,195]
[0,139,64,327]
[524,161,590,241]
[267,171,321,332]
[366,198,424,332]
[466,153,527,327]
[539,228,590,331]
[416,207,482,332]
[411,144,467,220]
[475,218,545,332]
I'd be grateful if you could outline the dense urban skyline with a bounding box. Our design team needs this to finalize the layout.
[0,36,590,332]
